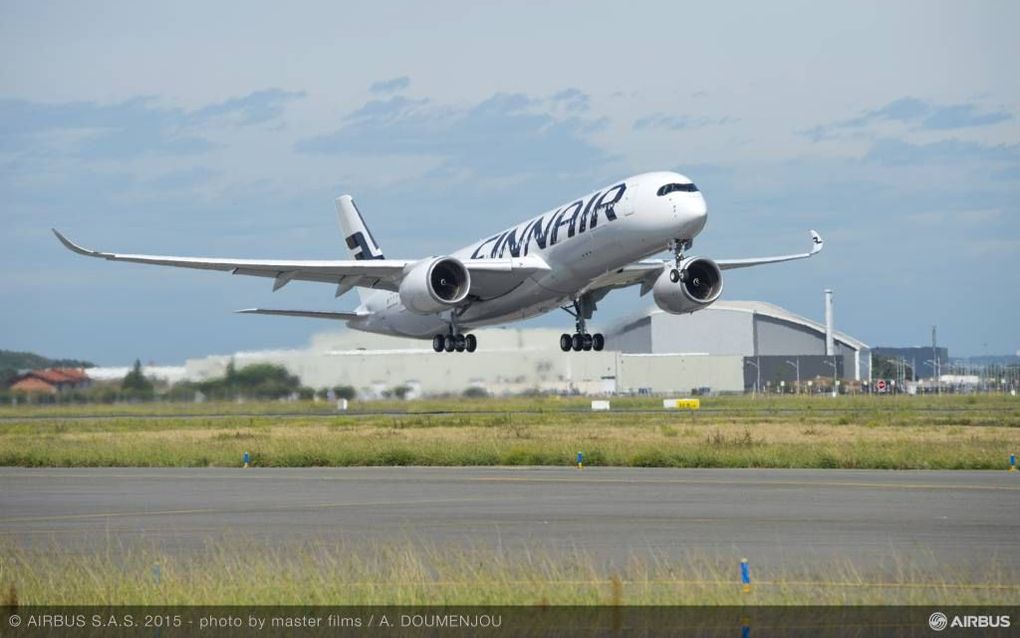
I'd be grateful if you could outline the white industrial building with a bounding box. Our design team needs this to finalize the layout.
[611,300,871,389]
[182,298,869,396]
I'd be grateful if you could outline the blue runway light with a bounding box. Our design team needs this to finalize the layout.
[576,451,583,469]
[740,558,751,593]
[1011,454,1016,472]
[243,451,250,468]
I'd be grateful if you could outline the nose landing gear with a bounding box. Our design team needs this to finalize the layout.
[668,238,693,284]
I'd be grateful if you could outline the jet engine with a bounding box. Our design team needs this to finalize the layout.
[652,257,724,314]
[398,256,471,314]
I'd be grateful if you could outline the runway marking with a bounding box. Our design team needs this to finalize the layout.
[468,476,1020,492]
[3,469,1018,493]
[0,496,510,524]
[312,579,1020,590]
[0,527,229,536]
[3,470,1017,495]
[2,507,219,522]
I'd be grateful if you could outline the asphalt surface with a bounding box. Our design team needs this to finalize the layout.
[2,467,1018,573]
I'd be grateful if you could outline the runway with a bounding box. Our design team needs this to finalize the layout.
[2,467,1018,573]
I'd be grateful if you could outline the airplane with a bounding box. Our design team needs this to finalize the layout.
[53,171,823,354]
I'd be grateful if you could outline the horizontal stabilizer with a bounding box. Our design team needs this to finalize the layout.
[236,308,363,321]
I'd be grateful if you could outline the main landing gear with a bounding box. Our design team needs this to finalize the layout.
[432,333,477,353]
[559,298,605,352]
[432,313,476,353]
[668,238,693,284]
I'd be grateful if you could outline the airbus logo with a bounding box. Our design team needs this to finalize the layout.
[929,610,1011,631]
[929,612,948,631]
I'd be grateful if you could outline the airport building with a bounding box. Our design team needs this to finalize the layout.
[612,301,871,391]
[183,299,870,396]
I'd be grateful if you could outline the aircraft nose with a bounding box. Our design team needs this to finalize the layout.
[692,193,707,217]
[687,193,708,233]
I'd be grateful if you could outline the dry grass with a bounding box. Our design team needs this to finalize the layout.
[2,395,1017,469]
[2,541,1016,606]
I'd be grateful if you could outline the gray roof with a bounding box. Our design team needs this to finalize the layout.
[612,300,869,351]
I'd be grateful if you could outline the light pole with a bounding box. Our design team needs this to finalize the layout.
[823,357,838,397]
[925,359,938,395]
[745,357,761,397]
[786,359,800,394]
[898,357,911,393]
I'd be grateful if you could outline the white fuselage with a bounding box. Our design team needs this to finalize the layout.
[349,171,708,338]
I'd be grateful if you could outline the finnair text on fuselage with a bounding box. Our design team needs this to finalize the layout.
[471,183,627,259]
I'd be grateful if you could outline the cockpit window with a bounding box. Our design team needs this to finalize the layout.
[657,183,698,196]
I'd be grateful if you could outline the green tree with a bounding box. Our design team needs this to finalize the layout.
[121,359,154,398]
[195,363,300,400]
[333,385,357,400]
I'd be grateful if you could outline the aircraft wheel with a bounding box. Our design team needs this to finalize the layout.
[559,334,572,352]
[465,334,477,352]
[571,334,584,351]
[454,334,466,352]
[592,333,605,351]
[669,268,681,283]
[582,334,593,351]
[444,334,456,352]
[432,335,445,353]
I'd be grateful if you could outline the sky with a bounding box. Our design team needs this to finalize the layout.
[2,0,1018,365]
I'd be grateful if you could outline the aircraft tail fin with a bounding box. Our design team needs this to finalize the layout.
[335,195,385,303]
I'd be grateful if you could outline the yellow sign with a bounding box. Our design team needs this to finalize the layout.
[664,398,700,410]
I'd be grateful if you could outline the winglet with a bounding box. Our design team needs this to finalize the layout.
[52,229,109,258]
[809,230,824,255]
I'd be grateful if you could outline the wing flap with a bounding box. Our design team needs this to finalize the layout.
[580,260,665,298]
[463,255,551,299]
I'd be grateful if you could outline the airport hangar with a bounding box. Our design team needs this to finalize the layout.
[184,300,871,396]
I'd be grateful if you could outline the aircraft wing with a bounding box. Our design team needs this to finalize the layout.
[460,255,551,299]
[235,308,365,320]
[714,230,824,270]
[580,260,668,297]
[581,230,824,297]
[53,229,550,298]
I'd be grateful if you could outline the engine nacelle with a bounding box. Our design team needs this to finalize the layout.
[398,256,471,315]
[652,257,724,314]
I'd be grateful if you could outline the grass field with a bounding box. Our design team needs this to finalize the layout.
[1,395,1017,469]
[3,540,1017,605]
